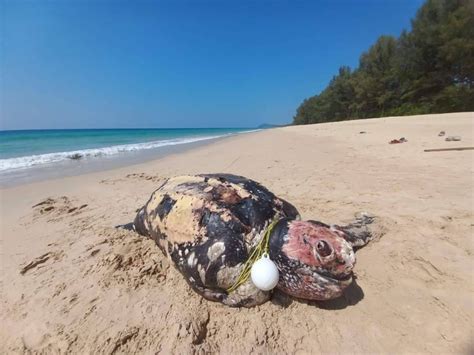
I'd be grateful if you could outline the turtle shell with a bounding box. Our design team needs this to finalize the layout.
[133,173,299,306]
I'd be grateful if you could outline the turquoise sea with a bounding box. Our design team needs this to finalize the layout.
[0,128,254,173]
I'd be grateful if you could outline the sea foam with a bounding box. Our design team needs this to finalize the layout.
[0,134,228,172]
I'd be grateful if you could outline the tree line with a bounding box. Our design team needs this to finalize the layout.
[293,0,474,125]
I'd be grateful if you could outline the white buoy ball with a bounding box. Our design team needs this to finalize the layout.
[250,254,279,291]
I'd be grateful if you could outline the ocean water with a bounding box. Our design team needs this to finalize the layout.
[0,128,254,176]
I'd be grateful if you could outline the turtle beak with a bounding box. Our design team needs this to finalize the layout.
[336,242,356,275]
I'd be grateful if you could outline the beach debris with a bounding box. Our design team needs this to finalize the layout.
[359,131,367,134]
[117,174,379,307]
[445,136,461,142]
[68,153,83,160]
[389,137,408,144]
[438,131,446,137]
[424,147,474,152]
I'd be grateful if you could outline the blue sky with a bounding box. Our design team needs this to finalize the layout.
[2,0,424,130]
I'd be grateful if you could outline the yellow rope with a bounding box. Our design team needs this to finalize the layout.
[226,217,280,293]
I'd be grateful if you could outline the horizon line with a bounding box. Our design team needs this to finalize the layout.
[0,126,263,132]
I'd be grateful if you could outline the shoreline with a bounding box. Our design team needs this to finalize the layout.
[0,130,261,188]
[1,112,473,353]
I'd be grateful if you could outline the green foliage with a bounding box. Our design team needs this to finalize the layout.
[293,0,474,125]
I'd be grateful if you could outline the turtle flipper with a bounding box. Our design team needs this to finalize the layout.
[115,222,136,231]
[331,212,376,248]
[222,280,271,307]
[186,280,269,307]
[190,283,229,303]
[115,207,150,237]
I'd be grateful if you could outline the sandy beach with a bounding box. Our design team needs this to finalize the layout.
[1,112,473,354]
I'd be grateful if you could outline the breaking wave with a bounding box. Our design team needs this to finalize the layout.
[0,134,232,172]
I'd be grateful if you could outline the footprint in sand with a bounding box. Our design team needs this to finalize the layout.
[125,173,163,182]
[31,196,88,222]
[20,250,64,275]
[99,173,163,185]
[82,228,169,289]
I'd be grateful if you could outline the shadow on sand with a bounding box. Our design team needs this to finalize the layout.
[270,278,365,310]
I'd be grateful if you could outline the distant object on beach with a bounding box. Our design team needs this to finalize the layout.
[389,137,408,144]
[445,136,461,142]
[424,146,473,152]
[68,153,83,160]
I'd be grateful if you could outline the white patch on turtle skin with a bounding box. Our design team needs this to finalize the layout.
[216,263,243,289]
[220,213,232,222]
[244,227,260,246]
[187,252,197,268]
[340,240,356,269]
[207,241,226,263]
[327,283,343,294]
[205,178,252,199]
[197,264,206,284]
[244,218,273,249]
[203,186,213,193]
[223,278,270,307]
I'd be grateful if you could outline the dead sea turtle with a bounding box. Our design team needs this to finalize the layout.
[121,174,375,307]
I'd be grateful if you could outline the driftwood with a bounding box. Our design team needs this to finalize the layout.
[424,147,474,152]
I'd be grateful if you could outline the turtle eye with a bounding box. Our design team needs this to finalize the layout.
[316,240,332,257]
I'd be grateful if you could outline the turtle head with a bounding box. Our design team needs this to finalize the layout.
[269,219,355,300]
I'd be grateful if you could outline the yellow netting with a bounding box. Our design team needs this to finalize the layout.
[226,217,280,293]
